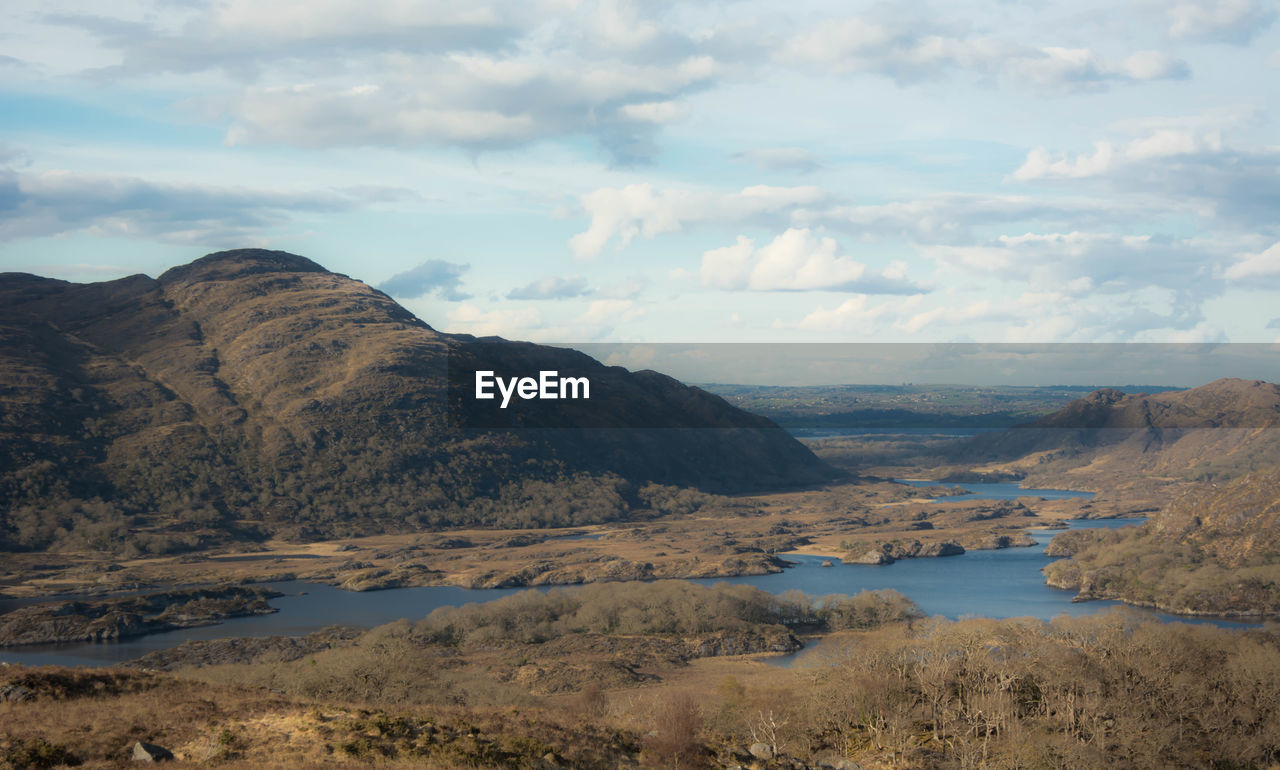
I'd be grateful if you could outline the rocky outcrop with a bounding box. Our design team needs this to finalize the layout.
[917,541,965,557]
[844,540,964,564]
[0,586,280,646]
[845,548,895,565]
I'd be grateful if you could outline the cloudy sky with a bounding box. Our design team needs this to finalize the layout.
[2,0,1278,344]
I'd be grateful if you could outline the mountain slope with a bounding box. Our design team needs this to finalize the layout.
[958,380,1280,616]
[965,378,1280,485]
[0,249,831,552]
[1043,466,1280,616]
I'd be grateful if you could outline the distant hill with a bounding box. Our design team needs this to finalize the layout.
[0,249,831,553]
[965,378,1280,483]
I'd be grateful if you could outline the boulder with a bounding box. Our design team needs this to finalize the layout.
[748,742,773,760]
[132,740,174,762]
[0,683,33,702]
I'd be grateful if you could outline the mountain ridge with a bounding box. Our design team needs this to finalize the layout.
[0,249,832,553]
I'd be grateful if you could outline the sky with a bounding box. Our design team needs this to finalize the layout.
[1,0,1279,346]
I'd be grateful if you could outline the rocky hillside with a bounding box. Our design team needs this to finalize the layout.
[1043,466,1280,616]
[0,249,831,552]
[965,378,1280,484]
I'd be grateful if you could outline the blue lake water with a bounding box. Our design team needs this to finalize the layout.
[896,479,1096,501]
[0,483,1261,668]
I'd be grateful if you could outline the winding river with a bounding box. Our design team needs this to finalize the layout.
[0,482,1260,668]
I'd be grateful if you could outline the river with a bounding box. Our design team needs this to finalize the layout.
[0,482,1260,667]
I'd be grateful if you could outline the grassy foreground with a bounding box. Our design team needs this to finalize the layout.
[2,582,1279,769]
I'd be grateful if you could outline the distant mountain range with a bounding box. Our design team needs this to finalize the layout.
[0,249,831,552]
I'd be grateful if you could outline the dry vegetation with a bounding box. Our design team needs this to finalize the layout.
[3,596,1279,769]
[0,475,1105,600]
[1042,467,1280,617]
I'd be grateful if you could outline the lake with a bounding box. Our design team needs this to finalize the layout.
[895,479,1096,501]
[0,482,1260,668]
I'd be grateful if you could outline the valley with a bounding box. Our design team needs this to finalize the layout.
[3,250,1280,768]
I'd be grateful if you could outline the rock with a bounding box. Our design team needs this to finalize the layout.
[917,541,965,557]
[816,759,863,770]
[846,549,894,565]
[820,560,834,567]
[748,742,773,760]
[0,683,34,702]
[132,740,174,762]
[982,533,1036,549]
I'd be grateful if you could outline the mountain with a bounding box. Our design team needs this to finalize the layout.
[0,249,831,553]
[963,378,1280,484]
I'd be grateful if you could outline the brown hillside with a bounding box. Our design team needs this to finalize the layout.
[1043,466,1280,616]
[966,378,1280,485]
[0,249,831,552]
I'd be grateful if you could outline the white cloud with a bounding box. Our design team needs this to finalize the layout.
[916,231,1230,337]
[788,295,901,332]
[826,193,1131,244]
[778,285,1223,342]
[618,100,684,124]
[1008,124,1280,228]
[1224,241,1280,282]
[577,298,644,325]
[1011,129,1228,180]
[780,13,1187,90]
[1012,142,1116,181]
[569,183,829,258]
[700,228,924,293]
[898,300,1013,333]
[0,167,407,244]
[1121,50,1190,80]
[36,2,731,162]
[1162,0,1277,43]
[445,302,546,338]
[1124,129,1223,160]
[507,274,590,300]
[441,296,643,341]
[780,16,1004,82]
[379,259,470,300]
